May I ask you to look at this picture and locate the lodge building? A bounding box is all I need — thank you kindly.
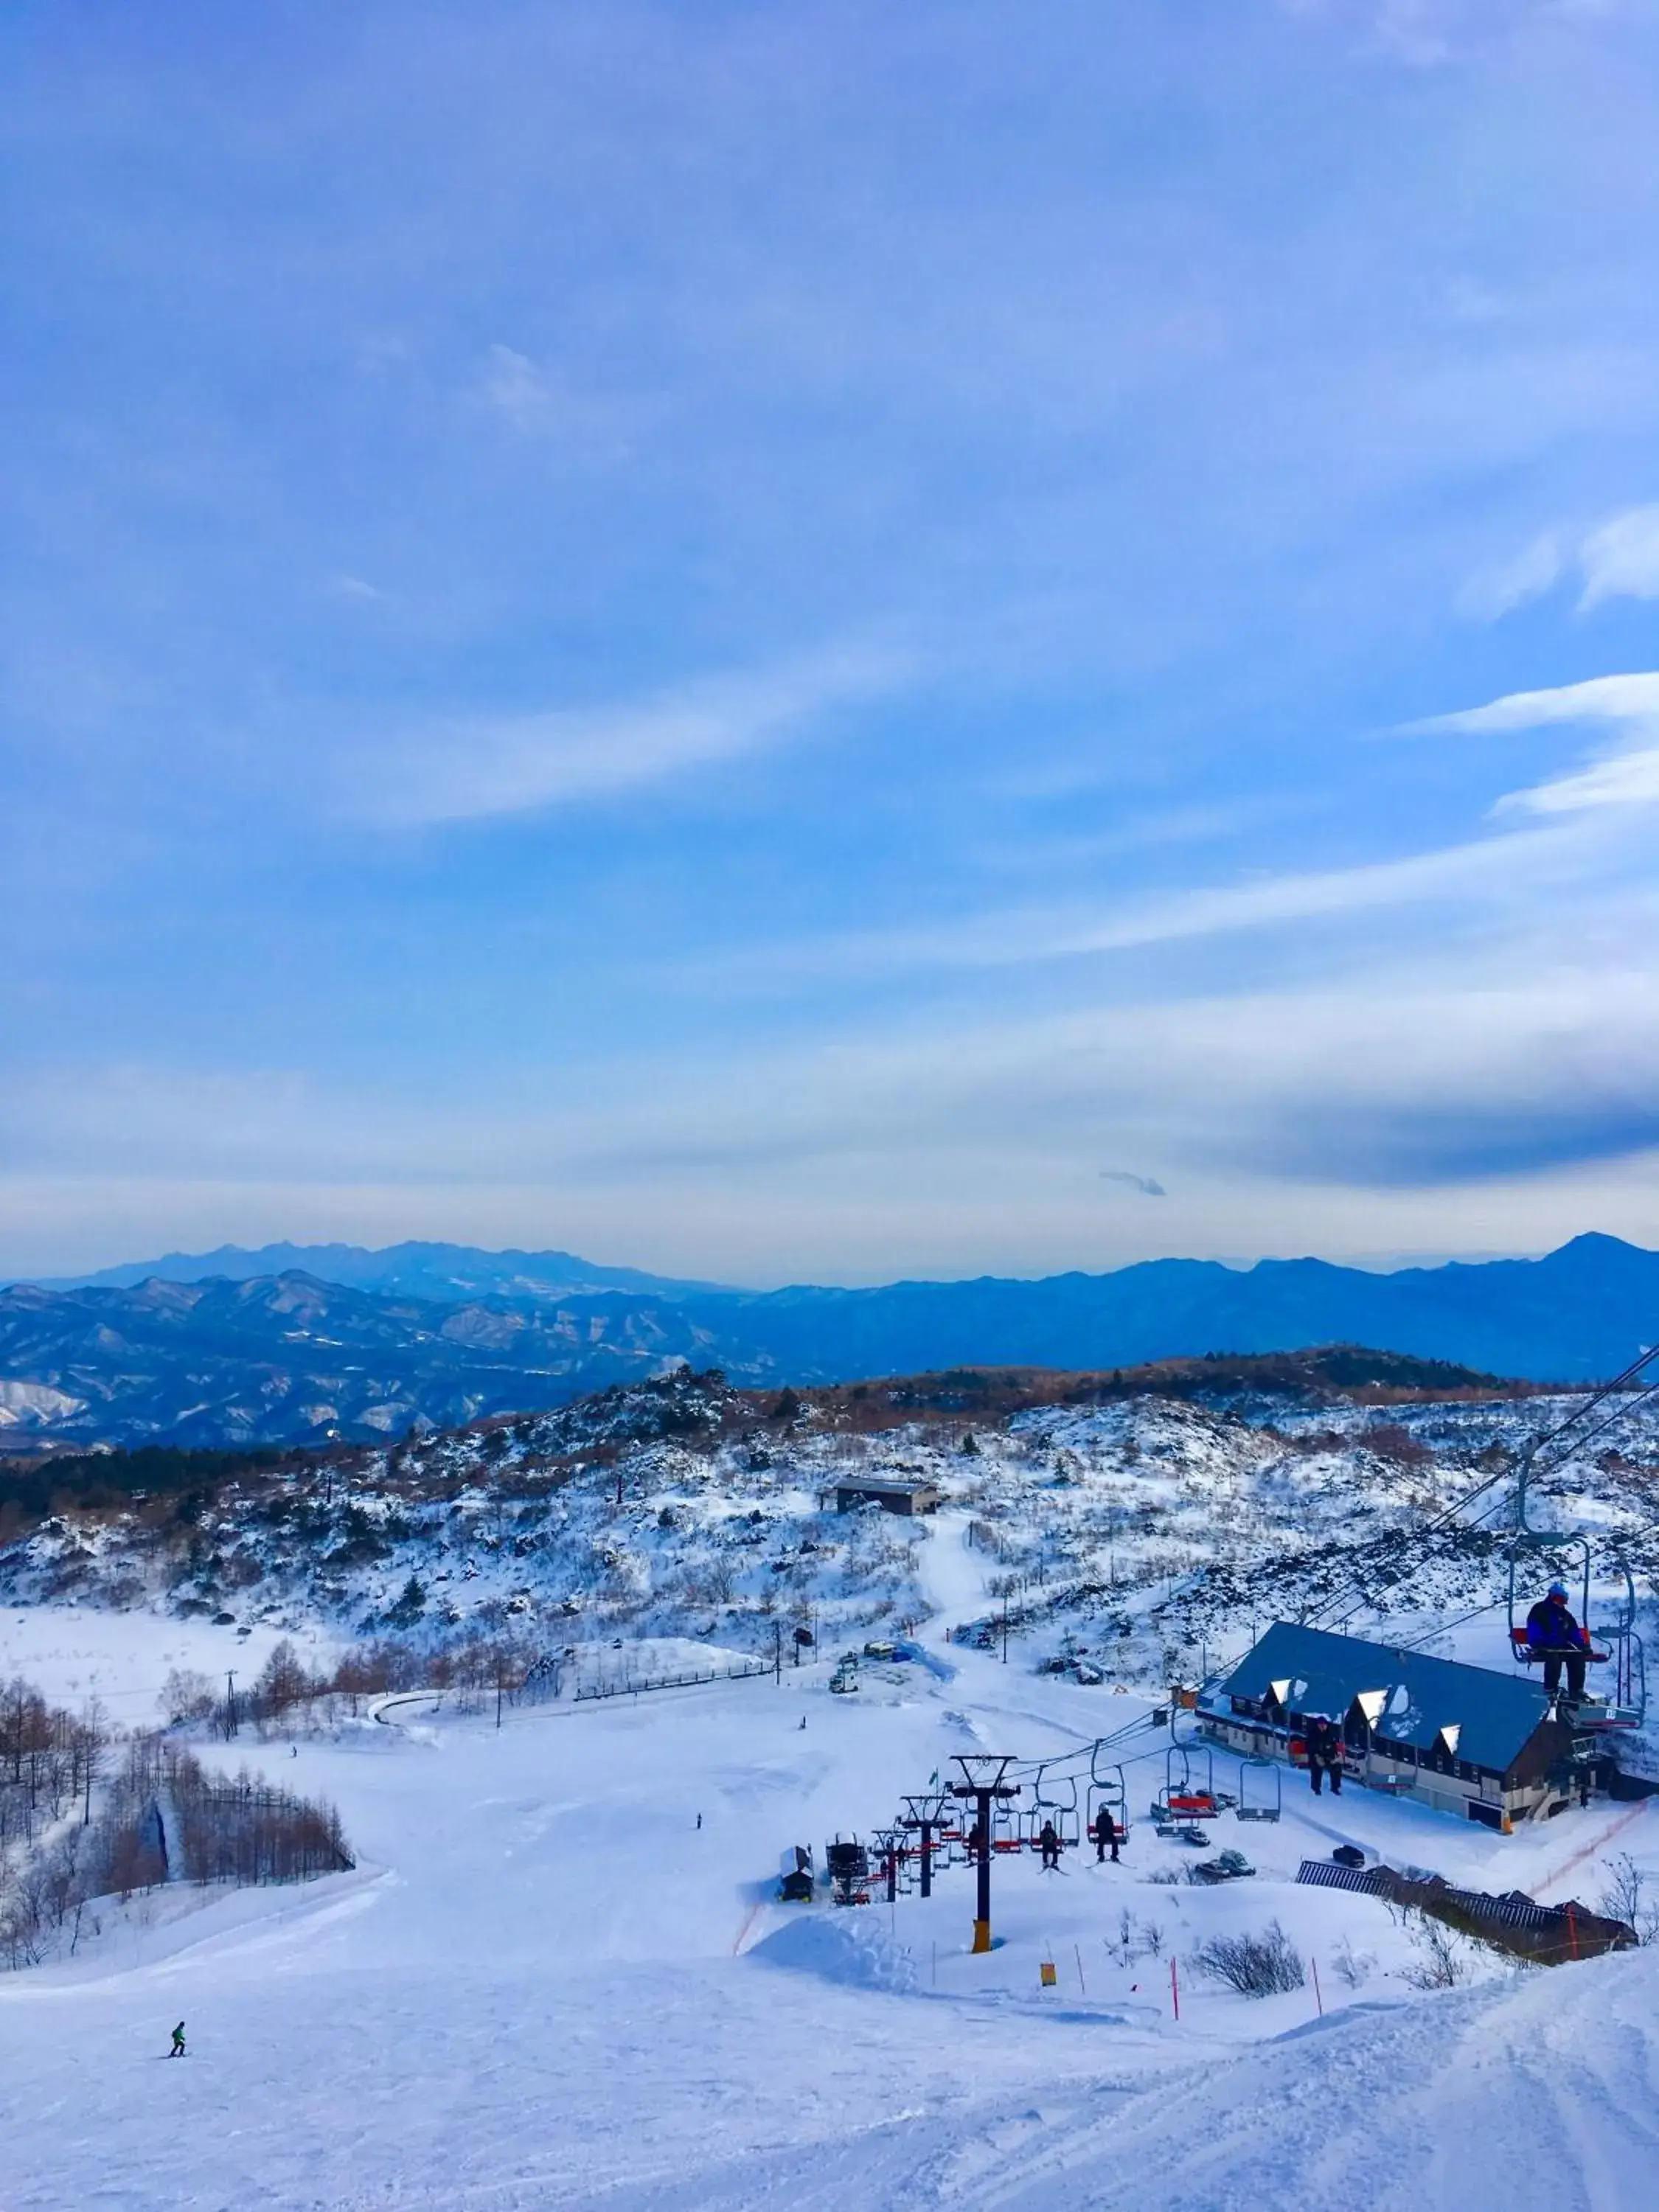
[1197,1620,1584,1830]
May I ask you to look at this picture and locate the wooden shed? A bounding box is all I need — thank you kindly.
[832,1477,942,1517]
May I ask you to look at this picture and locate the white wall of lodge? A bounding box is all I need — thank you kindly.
[1199,1709,1574,1831]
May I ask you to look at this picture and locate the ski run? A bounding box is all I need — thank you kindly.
[2,1482,1658,2211]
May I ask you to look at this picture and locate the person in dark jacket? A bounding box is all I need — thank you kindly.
[1527,1582,1592,1701]
[1094,1809,1121,1863]
[1039,1819,1060,1869]
[1304,1714,1343,1796]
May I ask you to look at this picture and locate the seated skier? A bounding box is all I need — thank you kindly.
[1304,1713,1343,1796]
[1526,1582,1593,1703]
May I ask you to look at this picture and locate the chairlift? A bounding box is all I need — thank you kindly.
[825,1834,871,1907]
[1503,1447,1644,1730]
[1158,1743,1218,1824]
[1234,1757,1281,1823]
[1032,1764,1082,1849]
[936,1810,968,1867]
[1088,1742,1130,1846]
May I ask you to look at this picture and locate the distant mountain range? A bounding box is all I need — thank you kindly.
[22,1239,731,1303]
[1,1232,1655,1450]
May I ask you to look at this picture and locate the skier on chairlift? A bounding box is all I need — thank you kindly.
[1304,1713,1343,1796]
[1093,1808,1120,1863]
[1039,1819,1061,1870]
[1526,1581,1593,1703]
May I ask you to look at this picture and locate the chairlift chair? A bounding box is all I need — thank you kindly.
[1234,1757,1281,1823]
[1088,1745,1130,1847]
[1032,1764,1082,1849]
[936,1814,968,1868]
[1503,1448,1645,1729]
[825,1834,871,1907]
[1158,1743,1219,1824]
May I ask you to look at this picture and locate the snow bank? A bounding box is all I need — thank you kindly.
[961,1945,1659,2212]
[751,1910,920,1994]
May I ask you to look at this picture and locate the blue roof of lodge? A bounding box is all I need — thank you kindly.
[1211,1620,1556,1775]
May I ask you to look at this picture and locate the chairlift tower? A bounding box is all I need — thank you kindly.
[949,1753,1020,1954]
[901,1790,948,1899]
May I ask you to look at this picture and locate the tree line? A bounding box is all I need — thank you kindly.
[0,1672,352,1971]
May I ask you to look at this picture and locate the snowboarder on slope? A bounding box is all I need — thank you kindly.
[169,2022,187,2059]
[1526,1582,1593,1703]
[1304,1714,1343,1796]
[1039,1820,1060,1870]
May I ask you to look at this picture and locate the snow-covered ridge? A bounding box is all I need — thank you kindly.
[0,1380,84,1428]
[7,1368,1659,1735]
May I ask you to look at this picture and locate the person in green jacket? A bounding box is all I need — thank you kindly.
[169,2022,187,2058]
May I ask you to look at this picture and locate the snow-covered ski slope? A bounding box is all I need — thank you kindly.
[4,1518,1658,2211]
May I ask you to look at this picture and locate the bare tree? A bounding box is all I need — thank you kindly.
[1597,1853,1659,1944]
[1193,1921,1306,1997]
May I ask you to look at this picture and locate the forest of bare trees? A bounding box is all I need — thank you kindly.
[0,1673,352,1970]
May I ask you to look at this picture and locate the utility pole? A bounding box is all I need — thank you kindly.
[226,1672,238,1739]
[1001,1602,1009,1664]
[901,1790,947,1900]
[773,1620,782,1685]
[949,1753,1020,1955]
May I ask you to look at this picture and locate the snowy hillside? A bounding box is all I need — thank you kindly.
[3,1534,1658,2212]
[6,1364,1659,1764]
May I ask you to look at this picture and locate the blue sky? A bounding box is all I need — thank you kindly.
[4,0,1659,1285]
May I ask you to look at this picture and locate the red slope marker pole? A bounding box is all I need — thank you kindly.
[1170,1955,1180,2021]
[1076,1942,1087,1997]
[1312,1957,1324,2017]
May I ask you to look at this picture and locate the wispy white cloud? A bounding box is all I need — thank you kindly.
[1462,507,1659,620]
[1456,532,1562,620]
[1411,670,1659,736]
[1500,746,1659,816]
[480,344,567,436]
[346,647,904,827]
[1579,504,1659,608]
[1411,671,1659,818]
[709,813,1594,991]
[690,670,1659,995]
